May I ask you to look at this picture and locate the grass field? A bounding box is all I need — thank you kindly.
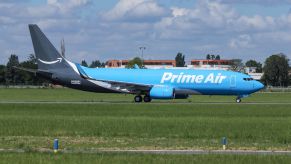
[0,88,291,103]
[1,153,291,164]
[0,88,291,163]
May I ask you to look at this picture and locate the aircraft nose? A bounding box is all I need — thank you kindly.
[254,81,264,91]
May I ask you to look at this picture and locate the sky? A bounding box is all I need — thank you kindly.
[1,0,291,64]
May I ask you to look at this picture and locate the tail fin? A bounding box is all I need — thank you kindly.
[29,24,65,70]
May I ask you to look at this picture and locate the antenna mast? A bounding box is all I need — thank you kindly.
[61,38,65,57]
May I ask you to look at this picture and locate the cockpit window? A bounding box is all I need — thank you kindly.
[243,78,254,81]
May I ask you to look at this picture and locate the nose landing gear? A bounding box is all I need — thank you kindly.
[235,95,249,103]
[236,98,242,103]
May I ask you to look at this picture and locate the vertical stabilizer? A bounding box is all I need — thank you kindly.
[29,24,65,70]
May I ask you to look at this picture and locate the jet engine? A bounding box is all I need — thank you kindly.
[174,94,189,99]
[149,85,174,99]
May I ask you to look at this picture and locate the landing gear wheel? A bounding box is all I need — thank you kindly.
[134,95,143,103]
[236,98,242,103]
[144,96,152,103]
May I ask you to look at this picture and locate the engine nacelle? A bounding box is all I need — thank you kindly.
[150,85,174,99]
[175,94,189,99]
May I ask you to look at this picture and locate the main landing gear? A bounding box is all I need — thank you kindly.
[143,95,152,103]
[134,95,143,103]
[134,95,152,103]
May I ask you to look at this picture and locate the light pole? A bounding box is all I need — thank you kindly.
[139,46,146,67]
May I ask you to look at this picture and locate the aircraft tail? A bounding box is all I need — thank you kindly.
[29,24,66,71]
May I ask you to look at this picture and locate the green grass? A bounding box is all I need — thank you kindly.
[0,88,290,103]
[0,88,291,162]
[1,153,291,164]
[0,103,290,150]
[0,88,134,102]
[0,89,290,150]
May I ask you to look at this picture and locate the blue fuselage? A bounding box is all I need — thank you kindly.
[80,66,264,96]
[28,24,264,102]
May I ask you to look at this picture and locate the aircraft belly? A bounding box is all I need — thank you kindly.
[174,89,202,95]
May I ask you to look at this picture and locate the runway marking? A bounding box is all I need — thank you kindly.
[95,149,291,155]
[1,148,291,155]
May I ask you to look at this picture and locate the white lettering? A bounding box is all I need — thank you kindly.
[161,72,173,83]
[181,75,195,83]
[214,73,221,83]
[195,75,204,83]
[71,80,81,85]
[177,72,184,83]
[204,73,214,83]
[160,72,227,84]
[171,75,179,83]
[219,76,227,83]
[190,75,197,83]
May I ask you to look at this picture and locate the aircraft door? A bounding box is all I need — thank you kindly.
[230,75,236,88]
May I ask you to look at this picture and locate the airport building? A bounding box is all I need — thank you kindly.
[244,67,263,80]
[187,59,232,70]
[106,59,233,70]
[106,60,176,69]
[106,59,264,80]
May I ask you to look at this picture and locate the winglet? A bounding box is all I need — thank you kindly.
[133,64,140,69]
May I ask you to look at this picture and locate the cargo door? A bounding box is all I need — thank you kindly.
[230,75,236,88]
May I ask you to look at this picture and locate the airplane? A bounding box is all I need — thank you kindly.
[27,24,264,103]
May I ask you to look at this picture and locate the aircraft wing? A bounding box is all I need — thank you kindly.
[75,64,152,93]
[87,78,153,94]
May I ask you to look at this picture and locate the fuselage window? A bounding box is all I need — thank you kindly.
[243,78,254,81]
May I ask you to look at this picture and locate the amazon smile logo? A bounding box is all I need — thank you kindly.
[38,58,62,64]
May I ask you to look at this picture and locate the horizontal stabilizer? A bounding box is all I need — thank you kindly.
[13,66,37,74]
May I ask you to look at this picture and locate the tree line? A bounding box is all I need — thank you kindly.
[128,52,290,87]
[0,54,105,86]
[0,53,290,87]
[0,54,45,85]
[80,60,106,68]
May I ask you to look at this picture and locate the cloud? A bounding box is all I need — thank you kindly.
[0,0,30,3]
[155,0,239,39]
[1,0,291,64]
[0,16,15,24]
[229,34,254,49]
[220,0,291,5]
[155,0,291,37]
[151,0,291,61]
[103,0,170,22]
[47,0,91,11]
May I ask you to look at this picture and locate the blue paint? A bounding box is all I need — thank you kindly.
[78,65,264,99]
[28,24,266,103]
[53,139,59,151]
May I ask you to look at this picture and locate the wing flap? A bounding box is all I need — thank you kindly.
[87,78,151,94]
